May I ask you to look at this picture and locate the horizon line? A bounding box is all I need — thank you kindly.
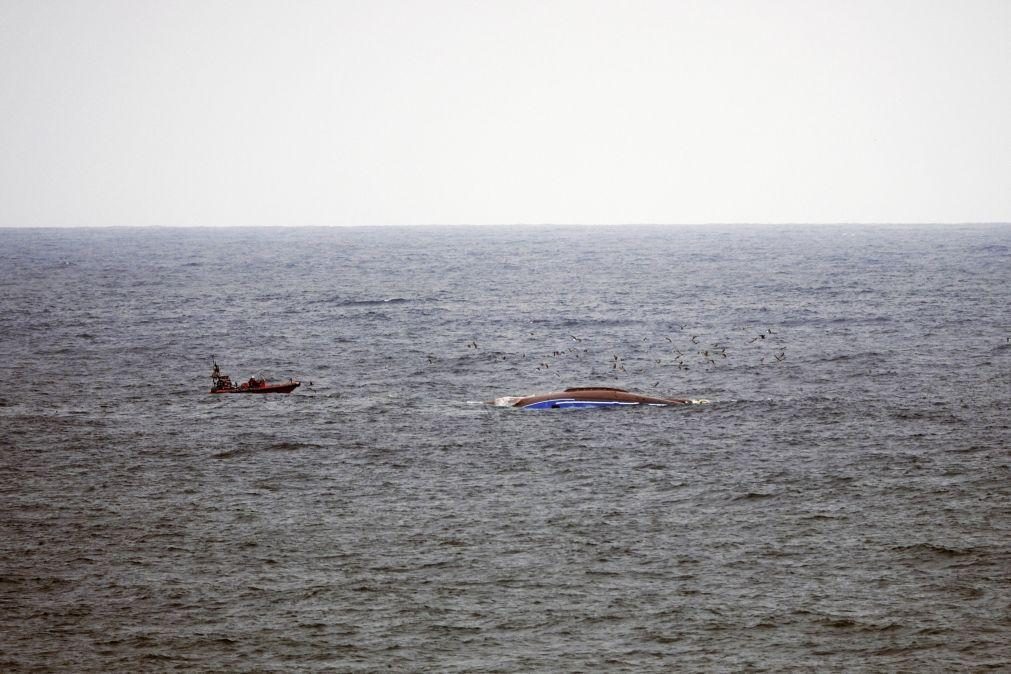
[1,221,1009,230]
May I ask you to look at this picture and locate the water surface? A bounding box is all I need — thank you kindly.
[1,225,1008,671]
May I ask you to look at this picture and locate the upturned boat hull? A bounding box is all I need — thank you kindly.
[495,387,695,409]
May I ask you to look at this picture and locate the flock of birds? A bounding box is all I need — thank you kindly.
[431,324,789,382]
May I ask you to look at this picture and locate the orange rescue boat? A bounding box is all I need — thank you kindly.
[209,361,300,394]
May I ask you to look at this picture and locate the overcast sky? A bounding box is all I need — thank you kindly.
[1,0,1008,227]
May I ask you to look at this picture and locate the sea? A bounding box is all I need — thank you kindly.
[1,224,1008,672]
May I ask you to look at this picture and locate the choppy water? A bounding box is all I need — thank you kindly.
[1,225,1009,671]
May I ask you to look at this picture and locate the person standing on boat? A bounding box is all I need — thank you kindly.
[211,361,233,391]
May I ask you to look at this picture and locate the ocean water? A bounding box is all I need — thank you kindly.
[0,224,1008,671]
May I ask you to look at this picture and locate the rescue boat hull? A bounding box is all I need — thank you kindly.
[210,381,300,394]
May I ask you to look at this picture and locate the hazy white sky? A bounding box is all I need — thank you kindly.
[1,0,1008,226]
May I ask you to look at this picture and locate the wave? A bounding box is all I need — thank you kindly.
[213,440,318,459]
[974,244,1009,254]
[310,296,414,306]
[731,491,777,501]
[527,317,641,328]
[893,543,975,557]
[816,616,903,632]
[342,297,411,306]
[822,352,884,362]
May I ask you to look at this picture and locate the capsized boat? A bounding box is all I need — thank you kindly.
[491,387,707,409]
[209,361,300,394]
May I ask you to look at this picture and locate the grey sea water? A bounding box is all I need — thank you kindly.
[1,224,1008,672]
